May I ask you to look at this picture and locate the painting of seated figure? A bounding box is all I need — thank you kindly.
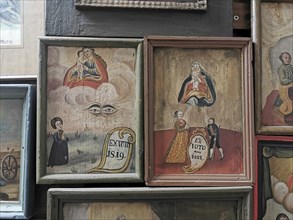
[254,1,293,134]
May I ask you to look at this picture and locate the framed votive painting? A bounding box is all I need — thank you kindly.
[253,0,293,134]
[258,139,293,220]
[47,187,252,220]
[37,37,143,184]
[0,84,35,219]
[144,36,254,186]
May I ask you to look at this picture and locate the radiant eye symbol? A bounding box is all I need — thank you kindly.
[85,102,117,116]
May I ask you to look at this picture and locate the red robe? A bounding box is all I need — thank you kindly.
[63,55,108,89]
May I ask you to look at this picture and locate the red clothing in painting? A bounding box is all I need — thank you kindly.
[180,74,211,103]
[63,53,108,89]
[178,71,216,107]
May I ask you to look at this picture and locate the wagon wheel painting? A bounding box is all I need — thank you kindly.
[1,153,18,181]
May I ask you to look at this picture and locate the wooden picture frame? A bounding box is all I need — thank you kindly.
[37,37,143,184]
[74,0,207,10]
[47,186,253,220]
[0,83,35,219]
[257,138,293,220]
[144,36,254,186]
[252,0,293,134]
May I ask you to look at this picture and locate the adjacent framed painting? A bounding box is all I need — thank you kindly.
[257,138,293,220]
[37,37,143,184]
[144,36,254,186]
[252,0,293,134]
[0,0,44,76]
[74,0,207,10]
[0,0,23,47]
[0,83,35,219]
[47,186,253,220]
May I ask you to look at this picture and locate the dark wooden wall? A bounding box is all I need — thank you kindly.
[45,0,233,37]
[31,0,250,219]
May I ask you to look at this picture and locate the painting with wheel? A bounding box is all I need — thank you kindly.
[0,98,22,201]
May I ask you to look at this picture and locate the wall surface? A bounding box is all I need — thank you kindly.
[46,0,233,37]
[0,0,233,76]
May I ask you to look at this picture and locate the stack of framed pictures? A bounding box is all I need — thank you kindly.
[1,0,292,219]
[35,35,255,219]
[252,0,293,219]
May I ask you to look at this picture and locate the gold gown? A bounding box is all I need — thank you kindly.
[164,119,189,163]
